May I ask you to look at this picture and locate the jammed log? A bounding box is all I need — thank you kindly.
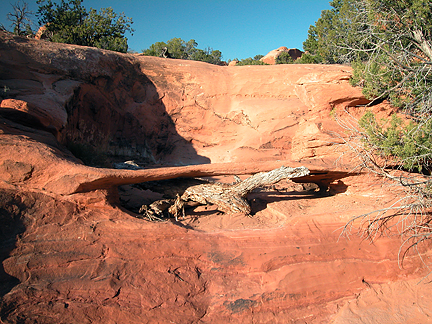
[44,159,351,195]
[141,166,310,220]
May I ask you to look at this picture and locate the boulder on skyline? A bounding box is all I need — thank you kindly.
[260,46,304,64]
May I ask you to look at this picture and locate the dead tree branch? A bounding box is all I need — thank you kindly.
[140,166,310,220]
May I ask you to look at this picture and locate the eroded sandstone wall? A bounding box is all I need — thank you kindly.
[1,32,431,324]
[0,31,369,167]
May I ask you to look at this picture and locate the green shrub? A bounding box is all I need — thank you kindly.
[36,0,133,53]
[295,53,321,64]
[359,111,432,172]
[142,38,223,65]
[275,52,294,64]
[235,56,268,66]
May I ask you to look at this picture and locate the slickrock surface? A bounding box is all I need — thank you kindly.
[1,31,431,323]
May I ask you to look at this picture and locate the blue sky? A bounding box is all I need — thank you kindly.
[0,0,331,60]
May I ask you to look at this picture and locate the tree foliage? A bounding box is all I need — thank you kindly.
[348,1,432,116]
[234,55,268,66]
[350,0,432,173]
[307,0,432,172]
[275,52,294,64]
[359,111,432,172]
[142,38,223,65]
[303,0,367,64]
[315,0,432,261]
[36,0,133,53]
[295,52,323,64]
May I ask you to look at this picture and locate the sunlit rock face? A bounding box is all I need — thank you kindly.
[1,31,430,324]
[260,46,304,64]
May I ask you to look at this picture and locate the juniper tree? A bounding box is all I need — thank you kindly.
[316,0,432,263]
[36,0,133,53]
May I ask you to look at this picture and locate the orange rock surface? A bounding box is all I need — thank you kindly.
[1,31,431,323]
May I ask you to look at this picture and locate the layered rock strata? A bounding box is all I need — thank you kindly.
[1,32,430,323]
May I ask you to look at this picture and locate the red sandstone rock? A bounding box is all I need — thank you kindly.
[0,31,431,323]
[260,46,304,64]
[34,24,49,40]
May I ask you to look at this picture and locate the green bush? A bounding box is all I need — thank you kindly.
[36,0,133,53]
[359,111,432,172]
[275,52,294,64]
[304,0,432,173]
[294,53,320,64]
[302,0,366,64]
[142,38,223,65]
[235,55,268,66]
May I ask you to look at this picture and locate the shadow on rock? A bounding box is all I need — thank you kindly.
[57,50,211,167]
[0,31,210,168]
[248,180,348,215]
[0,190,26,299]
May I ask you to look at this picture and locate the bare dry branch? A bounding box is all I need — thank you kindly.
[139,166,310,220]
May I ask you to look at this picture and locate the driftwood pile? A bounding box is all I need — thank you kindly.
[139,166,310,220]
